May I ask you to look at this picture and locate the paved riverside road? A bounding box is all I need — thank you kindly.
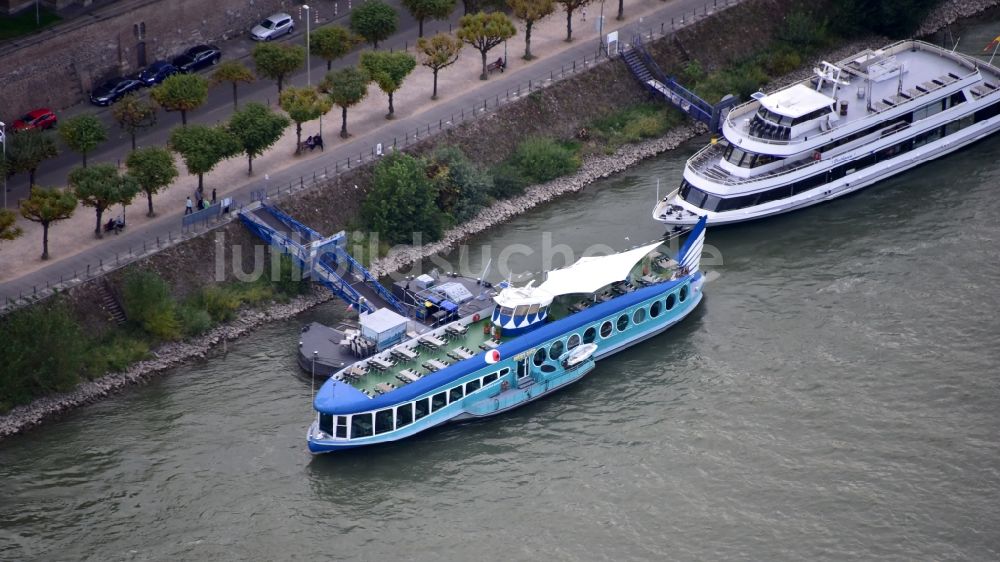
[0,0,728,305]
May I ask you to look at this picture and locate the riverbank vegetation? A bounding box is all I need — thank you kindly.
[0,257,308,413]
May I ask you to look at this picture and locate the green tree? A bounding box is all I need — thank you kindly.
[555,0,589,41]
[310,25,360,71]
[362,153,444,244]
[431,145,492,221]
[0,209,23,244]
[456,11,517,80]
[150,73,209,125]
[126,146,179,217]
[360,50,417,118]
[0,299,88,410]
[69,163,140,238]
[19,186,77,260]
[228,102,290,174]
[211,60,256,109]
[58,113,107,168]
[402,0,456,37]
[169,125,242,193]
[416,33,463,99]
[350,0,398,48]
[279,86,333,155]
[122,270,180,341]
[252,42,306,94]
[508,0,554,60]
[5,130,58,188]
[320,67,370,138]
[111,93,158,151]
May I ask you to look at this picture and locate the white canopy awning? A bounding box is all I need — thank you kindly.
[760,83,834,118]
[537,241,662,296]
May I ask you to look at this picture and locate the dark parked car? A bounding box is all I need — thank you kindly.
[138,60,178,86]
[12,108,58,131]
[90,77,144,106]
[171,45,222,73]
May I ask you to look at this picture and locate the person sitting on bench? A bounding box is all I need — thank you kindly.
[313,134,323,151]
[495,57,505,70]
[304,135,315,150]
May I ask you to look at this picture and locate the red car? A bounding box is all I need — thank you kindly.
[13,108,58,131]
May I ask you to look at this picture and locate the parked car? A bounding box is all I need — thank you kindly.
[250,12,294,41]
[138,60,178,86]
[171,45,222,73]
[12,108,58,131]
[90,77,144,106]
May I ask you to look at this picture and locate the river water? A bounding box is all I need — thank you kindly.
[4,41,1000,562]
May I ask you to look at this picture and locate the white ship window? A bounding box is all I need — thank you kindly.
[680,285,689,302]
[396,403,413,428]
[666,294,676,311]
[351,413,373,438]
[567,333,581,350]
[616,314,629,332]
[466,379,481,394]
[513,304,528,317]
[633,308,646,324]
[320,413,334,435]
[483,372,499,385]
[600,321,613,338]
[500,306,514,316]
[449,385,464,402]
[650,300,662,318]
[549,340,565,360]
[527,303,540,315]
[374,409,394,434]
[533,348,547,366]
[584,327,597,343]
[431,392,447,411]
[336,416,348,438]
[415,398,430,420]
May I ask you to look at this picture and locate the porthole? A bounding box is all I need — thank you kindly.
[680,285,689,302]
[633,308,646,324]
[549,339,565,360]
[533,348,547,366]
[616,314,629,332]
[600,321,613,338]
[584,327,597,343]
[567,334,581,350]
[650,300,662,318]
[666,293,676,311]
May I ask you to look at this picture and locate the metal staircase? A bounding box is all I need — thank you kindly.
[239,203,405,315]
[621,34,739,133]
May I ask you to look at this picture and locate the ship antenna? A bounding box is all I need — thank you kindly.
[951,36,961,53]
[656,178,660,202]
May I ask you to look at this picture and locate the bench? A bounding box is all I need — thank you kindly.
[487,58,506,74]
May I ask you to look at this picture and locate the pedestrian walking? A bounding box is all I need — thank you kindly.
[185,197,193,215]
[211,188,217,203]
[582,7,586,21]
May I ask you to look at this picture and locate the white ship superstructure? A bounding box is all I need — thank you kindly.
[654,40,1000,225]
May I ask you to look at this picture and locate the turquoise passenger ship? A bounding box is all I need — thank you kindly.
[307,217,708,453]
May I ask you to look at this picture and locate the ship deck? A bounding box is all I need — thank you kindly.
[724,41,996,150]
[341,256,681,397]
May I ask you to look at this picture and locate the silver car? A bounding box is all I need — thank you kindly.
[250,13,294,41]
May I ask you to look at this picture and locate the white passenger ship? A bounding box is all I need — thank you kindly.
[653,40,1000,225]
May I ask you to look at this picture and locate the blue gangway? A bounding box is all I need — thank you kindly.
[621,34,739,132]
[238,203,404,314]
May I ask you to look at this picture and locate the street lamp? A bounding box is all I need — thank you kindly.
[303,4,312,86]
[0,121,6,210]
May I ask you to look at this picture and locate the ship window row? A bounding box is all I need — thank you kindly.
[723,145,784,168]
[756,105,832,128]
[818,91,967,153]
[319,367,512,439]
[500,304,549,317]
[570,286,689,347]
[683,101,999,213]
